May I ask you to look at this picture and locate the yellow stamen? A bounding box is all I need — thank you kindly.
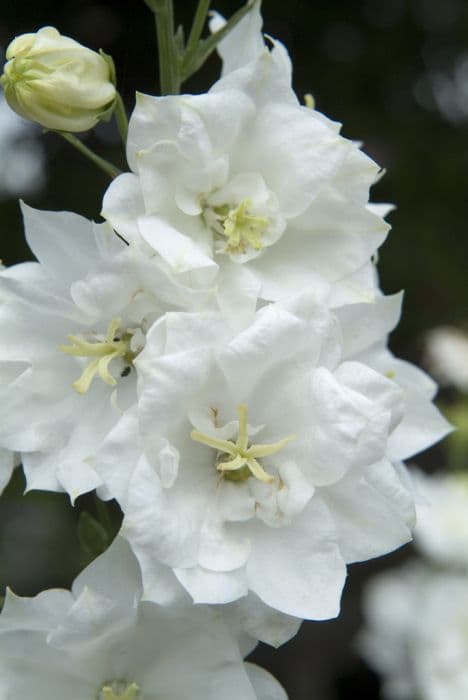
[100,682,140,700]
[304,93,315,109]
[59,318,135,395]
[214,198,268,254]
[191,404,295,484]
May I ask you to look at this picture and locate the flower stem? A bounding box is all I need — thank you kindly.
[54,132,122,179]
[145,0,181,95]
[181,0,256,82]
[184,0,211,68]
[114,92,129,145]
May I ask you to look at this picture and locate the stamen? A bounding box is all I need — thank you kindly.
[191,404,295,484]
[59,317,135,395]
[100,682,140,700]
[212,198,269,254]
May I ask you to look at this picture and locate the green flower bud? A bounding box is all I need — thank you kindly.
[0,26,116,132]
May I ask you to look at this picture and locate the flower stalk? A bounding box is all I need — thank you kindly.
[181,0,257,82]
[183,0,211,70]
[144,0,181,95]
[54,131,122,179]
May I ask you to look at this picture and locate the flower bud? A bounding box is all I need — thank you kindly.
[0,26,116,132]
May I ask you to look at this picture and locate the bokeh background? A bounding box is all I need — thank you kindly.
[0,0,467,698]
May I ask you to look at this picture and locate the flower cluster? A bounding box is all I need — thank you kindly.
[0,1,450,697]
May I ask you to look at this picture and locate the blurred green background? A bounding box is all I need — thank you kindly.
[0,0,467,698]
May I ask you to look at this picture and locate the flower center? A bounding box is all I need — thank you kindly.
[191,404,295,484]
[59,317,136,395]
[208,198,269,254]
[99,681,140,700]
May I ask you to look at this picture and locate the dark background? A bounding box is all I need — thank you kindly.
[0,1,467,698]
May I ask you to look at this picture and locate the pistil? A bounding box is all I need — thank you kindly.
[191,404,295,484]
[211,198,268,254]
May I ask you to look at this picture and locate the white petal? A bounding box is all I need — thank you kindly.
[88,407,141,504]
[246,497,346,619]
[72,535,143,605]
[101,172,146,243]
[198,510,251,572]
[244,663,289,700]
[336,293,403,359]
[20,203,98,285]
[226,593,302,648]
[209,3,265,76]
[303,367,391,486]
[0,448,14,493]
[174,564,248,604]
[0,587,71,632]
[324,459,415,562]
[138,214,218,281]
[388,385,452,461]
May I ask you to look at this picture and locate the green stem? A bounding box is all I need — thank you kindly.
[55,132,122,179]
[145,0,180,95]
[184,0,211,68]
[181,0,255,83]
[114,92,129,144]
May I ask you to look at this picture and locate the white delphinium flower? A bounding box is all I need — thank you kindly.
[413,470,468,569]
[425,325,468,392]
[0,92,45,199]
[93,292,448,625]
[0,203,213,500]
[0,536,287,700]
[360,562,468,700]
[102,2,389,311]
[0,27,116,132]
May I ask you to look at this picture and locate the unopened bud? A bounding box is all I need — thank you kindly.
[0,27,116,132]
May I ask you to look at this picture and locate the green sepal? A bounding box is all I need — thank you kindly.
[99,49,117,86]
[97,50,118,123]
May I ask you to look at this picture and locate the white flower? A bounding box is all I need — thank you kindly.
[0,203,212,501]
[413,469,468,569]
[360,562,468,700]
[102,3,389,310]
[0,536,287,700]
[425,325,468,392]
[1,27,116,132]
[94,292,447,624]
